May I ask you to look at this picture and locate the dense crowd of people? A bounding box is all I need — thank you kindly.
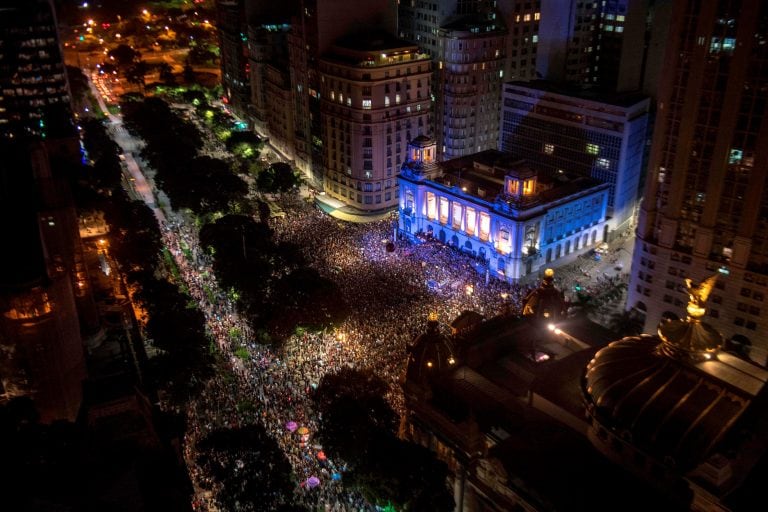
[154,198,544,510]
[147,168,629,511]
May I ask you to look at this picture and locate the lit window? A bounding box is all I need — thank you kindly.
[479,212,490,241]
[616,26,624,33]
[439,197,449,224]
[330,91,335,100]
[452,203,462,228]
[395,94,401,104]
[523,13,531,22]
[586,143,599,155]
[597,157,610,169]
[339,93,343,104]
[605,14,615,20]
[532,34,538,43]
[534,12,540,21]
[544,143,554,155]
[384,96,390,106]
[346,97,351,106]
[515,14,520,22]
[465,207,477,236]
[362,99,372,109]
[616,15,625,22]
[605,25,614,32]
[426,192,436,219]
[729,148,743,164]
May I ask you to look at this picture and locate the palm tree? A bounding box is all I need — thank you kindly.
[568,292,599,319]
[158,62,175,85]
[607,309,644,337]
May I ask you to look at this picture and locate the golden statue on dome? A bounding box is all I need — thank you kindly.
[658,274,723,359]
[684,274,718,319]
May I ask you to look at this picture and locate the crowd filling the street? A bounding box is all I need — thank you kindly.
[156,191,629,510]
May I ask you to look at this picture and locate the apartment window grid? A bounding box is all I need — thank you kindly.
[501,111,622,173]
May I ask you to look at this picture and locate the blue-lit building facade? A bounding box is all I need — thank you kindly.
[398,137,610,281]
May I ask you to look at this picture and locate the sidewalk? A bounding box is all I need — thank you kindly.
[314,194,395,223]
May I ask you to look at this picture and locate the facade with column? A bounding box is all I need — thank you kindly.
[398,137,609,281]
[320,34,432,211]
[628,0,768,365]
[500,81,649,234]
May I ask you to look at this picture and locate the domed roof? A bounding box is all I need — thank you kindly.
[410,135,435,147]
[582,275,767,470]
[407,313,458,382]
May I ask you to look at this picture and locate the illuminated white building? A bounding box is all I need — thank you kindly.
[398,137,610,281]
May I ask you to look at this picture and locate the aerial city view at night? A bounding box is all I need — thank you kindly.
[3,0,768,510]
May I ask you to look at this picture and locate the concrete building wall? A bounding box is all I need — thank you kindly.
[320,42,432,211]
[437,26,506,159]
[629,0,768,363]
[499,82,649,233]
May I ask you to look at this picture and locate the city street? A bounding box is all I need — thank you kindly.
[84,74,637,510]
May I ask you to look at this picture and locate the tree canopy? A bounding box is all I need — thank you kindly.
[195,424,301,511]
[314,368,454,511]
[107,43,139,70]
[160,155,247,216]
[257,162,301,194]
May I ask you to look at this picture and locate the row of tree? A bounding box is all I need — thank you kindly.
[120,97,249,218]
[76,117,214,402]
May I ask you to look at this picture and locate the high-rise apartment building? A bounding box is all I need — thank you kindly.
[500,81,649,233]
[629,0,768,364]
[399,1,507,160]
[497,0,542,81]
[288,0,398,185]
[246,20,291,134]
[320,34,431,211]
[216,0,251,115]
[0,143,87,422]
[398,0,497,57]
[0,0,74,141]
[535,0,671,96]
[436,16,505,159]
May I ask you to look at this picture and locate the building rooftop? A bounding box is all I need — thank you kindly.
[505,79,649,109]
[406,149,606,211]
[440,13,506,34]
[325,31,429,67]
[405,301,684,510]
